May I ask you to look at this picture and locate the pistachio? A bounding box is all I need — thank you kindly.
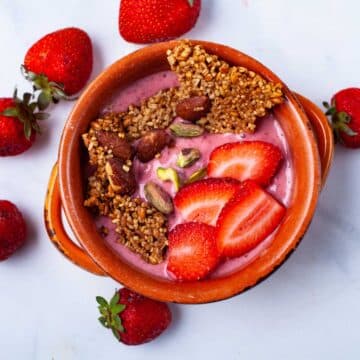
[144,182,174,215]
[169,123,204,138]
[176,148,201,168]
[156,167,181,191]
[105,158,137,195]
[176,96,211,122]
[96,130,133,161]
[136,129,173,163]
[186,167,207,184]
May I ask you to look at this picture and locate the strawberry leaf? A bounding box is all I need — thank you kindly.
[2,107,18,117]
[112,328,120,341]
[96,296,108,307]
[98,316,108,328]
[111,304,125,315]
[110,292,120,307]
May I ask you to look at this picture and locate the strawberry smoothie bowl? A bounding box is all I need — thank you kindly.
[44,40,333,303]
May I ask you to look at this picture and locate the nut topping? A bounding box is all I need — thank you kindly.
[105,158,137,195]
[176,96,211,122]
[176,148,201,168]
[136,129,173,163]
[96,130,133,161]
[144,182,174,215]
[169,122,204,138]
[156,167,181,191]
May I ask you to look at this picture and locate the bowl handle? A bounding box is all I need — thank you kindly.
[44,163,106,276]
[294,92,334,187]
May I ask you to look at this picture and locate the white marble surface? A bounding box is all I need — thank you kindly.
[1,0,360,358]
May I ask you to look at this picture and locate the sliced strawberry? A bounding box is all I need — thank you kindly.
[216,180,286,258]
[167,222,220,281]
[174,178,241,226]
[207,141,283,186]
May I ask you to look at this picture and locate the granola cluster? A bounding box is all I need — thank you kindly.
[167,41,284,133]
[82,115,168,265]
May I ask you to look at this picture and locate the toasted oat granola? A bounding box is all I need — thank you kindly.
[167,41,284,133]
[83,116,168,265]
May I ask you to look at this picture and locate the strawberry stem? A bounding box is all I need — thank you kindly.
[323,100,358,142]
[96,291,126,342]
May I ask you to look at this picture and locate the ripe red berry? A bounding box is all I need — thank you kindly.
[97,288,172,345]
[0,200,27,261]
[119,0,201,44]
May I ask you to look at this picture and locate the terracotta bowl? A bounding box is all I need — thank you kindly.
[44,40,333,304]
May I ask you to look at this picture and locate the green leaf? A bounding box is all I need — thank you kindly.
[112,328,120,341]
[2,107,18,117]
[98,316,108,328]
[110,292,120,307]
[31,122,42,134]
[96,296,108,307]
[338,123,358,136]
[322,101,330,108]
[35,112,50,120]
[111,304,125,315]
[38,91,51,110]
[24,120,32,140]
[113,314,124,332]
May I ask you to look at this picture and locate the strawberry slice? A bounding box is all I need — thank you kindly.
[174,178,241,226]
[207,141,283,186]
[167,222,220,281]
[216,180,286,258]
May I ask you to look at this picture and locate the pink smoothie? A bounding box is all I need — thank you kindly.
[97,71,293,280]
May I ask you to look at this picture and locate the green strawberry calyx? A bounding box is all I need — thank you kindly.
[323,101,358,142]
[187,0,195,6]
[21,65,75,109]
[97,291,126,341]
[1,89,49,140]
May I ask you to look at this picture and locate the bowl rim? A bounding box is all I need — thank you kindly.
[58,40,321,304]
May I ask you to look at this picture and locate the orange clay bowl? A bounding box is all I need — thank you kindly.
[44,40,334,304]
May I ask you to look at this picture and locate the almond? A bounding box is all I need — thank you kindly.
[136,130,173,163]
[176,96,211,122]
[96,130,133,161]
[105,158,137,195]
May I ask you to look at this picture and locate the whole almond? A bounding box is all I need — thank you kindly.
[176,96,211,122]
[105,158,137,195]
[136,130,173,163]
[96,130,133,161]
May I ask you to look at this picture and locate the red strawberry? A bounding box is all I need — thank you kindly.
[167,222,219,281]
[24,27,93,98]
[0,200,27,260]
[207,141,283,187]
[0,97,37,156]
[119,0,201,44]
[324,88,360,148]
[174,178,241,226]
[216,180,286,258]
[96,288,171,345]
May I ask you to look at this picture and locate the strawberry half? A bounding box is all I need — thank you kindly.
[207,141,283,187]
[216,180,286,258]
[167,222,220,281]
[174,178,241,226]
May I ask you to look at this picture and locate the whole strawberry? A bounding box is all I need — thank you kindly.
[0,200,27,261]
[0,97,37,156]
[97,288,172,345]
[23,27,93,99]
[119,0,201,44]
[324,88,360,148]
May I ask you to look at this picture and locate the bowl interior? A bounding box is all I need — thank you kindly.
[59,40,321,303]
